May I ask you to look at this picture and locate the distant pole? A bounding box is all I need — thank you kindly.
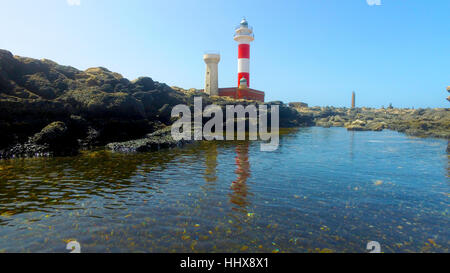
[351,91,356,109]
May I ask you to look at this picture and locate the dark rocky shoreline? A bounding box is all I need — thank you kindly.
[0,49,448,159]
[0,49,306,158]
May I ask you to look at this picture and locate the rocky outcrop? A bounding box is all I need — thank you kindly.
[289,102,308,108]
[0,50,315,158]
[345,119,369,131]
[0,49,191,158]
[31,121,68,144]
[293,106,450,139]
[0,121,79,158]
[106,127,192,153]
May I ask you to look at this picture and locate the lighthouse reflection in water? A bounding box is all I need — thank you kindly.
[230,143,251,210]
[204,141,251,212]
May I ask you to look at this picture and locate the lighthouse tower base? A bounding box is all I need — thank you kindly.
[218,87,265,102]
[200,87,265,102]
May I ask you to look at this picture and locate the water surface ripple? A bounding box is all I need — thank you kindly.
[0,127,448,253]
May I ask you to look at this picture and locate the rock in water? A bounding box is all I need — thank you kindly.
[31,121,68,144]
[106,127,191,153]
[346,119,369,131]
[27,121,79,156]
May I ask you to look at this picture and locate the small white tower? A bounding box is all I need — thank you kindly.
[203,53,220,96]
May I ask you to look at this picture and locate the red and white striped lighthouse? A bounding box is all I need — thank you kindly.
[234,18,254,88]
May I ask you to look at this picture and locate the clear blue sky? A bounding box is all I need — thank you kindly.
[1,0,449,108]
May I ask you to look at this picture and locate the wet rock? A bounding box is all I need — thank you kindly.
[346,119,369,131]
[106,127,192,153]
[31,121,68,144]
[366,121,386,131]
[29,121,79,156]
[0,142,50,159]
[0,121,78,158]
[79,127,101,147]
[315,117,332,128]
[279,104,314,127]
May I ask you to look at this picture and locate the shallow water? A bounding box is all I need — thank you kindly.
[0,127,448,253]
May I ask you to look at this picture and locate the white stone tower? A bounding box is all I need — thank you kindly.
[203,53,220,96]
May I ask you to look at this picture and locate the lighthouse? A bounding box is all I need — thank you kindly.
[234,18,254,88]
[201,18,264,102]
